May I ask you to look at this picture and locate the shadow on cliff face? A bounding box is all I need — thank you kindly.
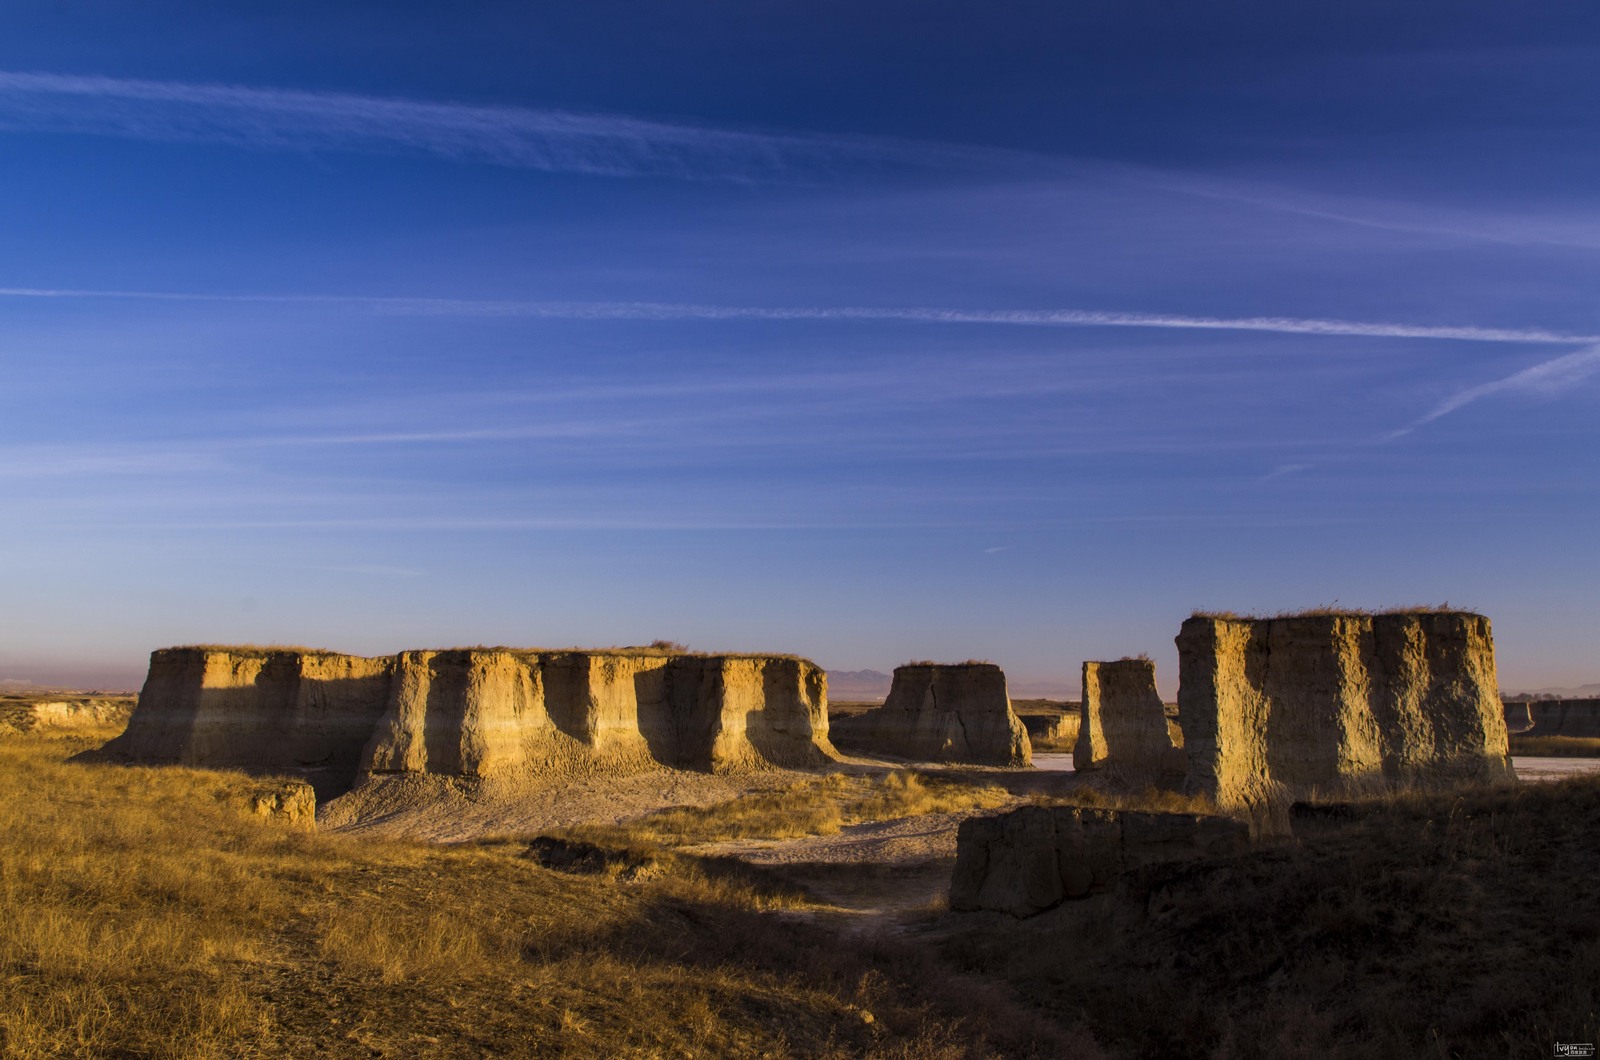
[77,666,391,802]
[635,662,716,770]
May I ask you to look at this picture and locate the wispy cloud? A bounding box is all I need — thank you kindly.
[1,285,1591,345]
[0,70,1025,181]
[1389,343,1600,437]
[1111,161,1600,252]
[314,564,425,578]
[0,446,222,479]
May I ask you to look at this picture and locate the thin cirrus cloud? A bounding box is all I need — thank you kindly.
[0,69,1034,181]
[0,285,1594,345]
[1388,343,1600,438]
[1143,169,1600,251]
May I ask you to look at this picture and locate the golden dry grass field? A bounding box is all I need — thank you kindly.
[1510,734,1600,757]
[6,718,1600,1058]
[0,725,1081,1058]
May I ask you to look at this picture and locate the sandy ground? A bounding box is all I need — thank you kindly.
[318,768,815,842]
[1511,756,1600,781]
[318,748,1074,842]
[687,809,992,928]
[318,751,1600,842]
[317,749,1600,926]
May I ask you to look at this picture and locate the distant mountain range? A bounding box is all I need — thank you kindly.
[826,669,893,699]
[1502,683,1600,700]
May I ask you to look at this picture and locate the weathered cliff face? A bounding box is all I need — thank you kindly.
[101,647,835,788]
[949,805,1249,918]
[1018,709,1080,748]
[1074,659,1175,774]
[101,649,391,785]
[1520,698,1600,738]
[829,663,1030,766]
[1177,612,1513,810]
[1502,701,1535,734]
[361,649,834,776]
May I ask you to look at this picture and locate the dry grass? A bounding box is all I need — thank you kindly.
[1031,784,1218,816]
[0,728,1074,1058]
[827,699,883,718]
[561,770,1013,850]
[165,643,341,654]
[166,644,809,662]
[1191,604,1472,621]
[1510,734,1600,757]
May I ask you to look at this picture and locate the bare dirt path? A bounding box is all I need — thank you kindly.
[689,809,988,932]
[685,759,1086,930]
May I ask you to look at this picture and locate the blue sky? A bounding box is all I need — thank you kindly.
[2,2,1597,693]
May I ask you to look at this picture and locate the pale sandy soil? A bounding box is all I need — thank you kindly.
[319,749,1069,842]
[1511,756,1600,781]
[318,751,1073,928]
[318,768,815,842]
[316,750,1600,927]
[688,808,999,928]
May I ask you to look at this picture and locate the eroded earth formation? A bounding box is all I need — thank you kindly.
[100,646,837,791]
[1073,658,1176,774]
[1519,698,1600,738]
[950,805,1249,917]
[829,663,1031,766]
[1176,611,1513,809]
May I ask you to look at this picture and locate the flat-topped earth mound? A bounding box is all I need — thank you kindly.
[831,662,1031,767]
[102,646,837,798]
[0,691,134,734]
[1177,609,1511,813]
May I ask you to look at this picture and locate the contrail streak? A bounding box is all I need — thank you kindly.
[1405,344,1600,431]
[0,69,1022,181]
[0,285,1591,345]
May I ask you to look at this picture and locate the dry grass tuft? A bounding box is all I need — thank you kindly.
[164,643,810,661]
[1191,603,1473,621]
[901,659,997,668]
